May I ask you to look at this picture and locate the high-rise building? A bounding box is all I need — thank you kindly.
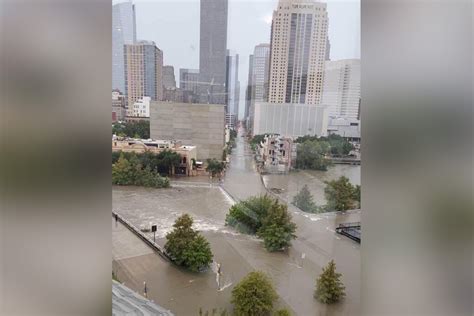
[247,44,271,133]
[112,89,127,122]
[325,37,331,61]
[268,0,329,105]
[225,50,240,126]
[112,1,136,92]
[179,68,200,93]
[244,54,254,124]
[163,65,176,89]
[198,0,228,104]
[322,59,360,120]
[124,41,163,115]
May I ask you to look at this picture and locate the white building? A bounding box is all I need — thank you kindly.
[322,59,361,120]
[253,102,328,138]
[327,117,361,141]
[248,44,271,133]
[130,97,151,117]
[268,0,329,105]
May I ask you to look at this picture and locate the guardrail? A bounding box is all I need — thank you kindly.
[113,211,171,261]
[335,222,361,243]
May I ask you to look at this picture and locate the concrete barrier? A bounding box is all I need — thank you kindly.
[113,211,171,261]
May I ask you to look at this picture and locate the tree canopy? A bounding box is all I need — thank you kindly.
[206,158,225,177]
[112,150,181,176]
[165,214,213,272]
[292,185,322,213]
[226,195,296,252]
[324,176,360,212]
[112,120,150,139]
[112,153,170,188]
[231,271,278,316]
[314,260,345,304]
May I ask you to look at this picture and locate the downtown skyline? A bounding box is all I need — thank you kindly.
[113,0,360,119]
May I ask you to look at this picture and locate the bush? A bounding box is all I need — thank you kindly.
[112,153,170,188]
[231,271,278,316]
[314,260,345,304]
[112,120,150,139]
[165,214,213,272]
[274,309,291,316]
[226,195,296,252]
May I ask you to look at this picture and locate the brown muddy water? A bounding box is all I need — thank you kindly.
[113,129,361,316]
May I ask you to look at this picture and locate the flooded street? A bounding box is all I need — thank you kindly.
[113,128,361,315]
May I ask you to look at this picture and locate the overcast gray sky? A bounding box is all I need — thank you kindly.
[115,0,360,118]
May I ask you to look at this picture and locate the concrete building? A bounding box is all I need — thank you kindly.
[322,59,360,120]
[179,68,200,93]
[256,134,296,173]
[198,0,228,105]
[131,97,151,118]
[225,113,237,130]
[112,90,127,122]
[112,136,197,176]
[124,41,163,112]
[150,102,225,160]
[163,65,176,89]
[112,1,136,93]
[268,0,329,105]
[327,116,361,142]
[244,54,254,126]
[252,102,328,138]
[248,44,271,133]
[225,51,240,124]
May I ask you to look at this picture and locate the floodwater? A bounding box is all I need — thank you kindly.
[113,128,361,315]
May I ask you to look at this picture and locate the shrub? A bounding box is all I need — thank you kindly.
[231,271,277,316]
[314,260,345,304]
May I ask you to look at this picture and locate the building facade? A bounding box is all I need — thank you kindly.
[112,136,197,176]
[225,51,240,124]
[163,65,176,89]
[112,1,136,93]
[256,134,296,173]
[268,0,328,105]
[124,41,163,113]
[248,44,271,133]
[244,54,254,126]
[198,0,228,105]
[130,97,151,118]
[322,59,360,120]
[150,102,225,160]
[327,116,360,142]
[179,68,200,93]
[252,102,328,138]
[112,90,127,122]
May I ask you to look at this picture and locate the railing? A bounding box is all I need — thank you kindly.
[113,211,171,261]
[335,222,361,243]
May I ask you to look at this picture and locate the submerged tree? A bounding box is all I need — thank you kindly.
[165,214,213,272]
[292,185,319,213]
[231,271,278,316]
[324,176,360,212]
[314,260,345,304]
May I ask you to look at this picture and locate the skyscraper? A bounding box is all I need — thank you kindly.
[248,44,270,133]
[112,1,136,93]
[244,54,254,124]
[199,0,228,104]
[322,59,360,120]
[268,0,329,105]
[179,68,200,93]
[163,65,176,89]
[225,51,240,122]
[124,41,163,115]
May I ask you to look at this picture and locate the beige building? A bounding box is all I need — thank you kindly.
[112,136,197,176]
[268,0,328,105]
[124,41,163,115]
[256,134,296,173]
[150,102,225,161]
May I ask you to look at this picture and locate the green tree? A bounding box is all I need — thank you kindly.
[157,150,181,175]
[324,176,359,211]
[226,195,297,252]
[258,202,297,252]
[274,309,291,316]
[206,158,225,177]
[314,260,345,304]
[112,120,150,139]
[112,153,134,185]
[292,185,319,213]
[231,271,278,316]
[165,214,213,272]
[295,140,331,171]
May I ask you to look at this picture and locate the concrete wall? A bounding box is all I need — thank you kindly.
[150,102,225,160]
[253,102,328,138]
